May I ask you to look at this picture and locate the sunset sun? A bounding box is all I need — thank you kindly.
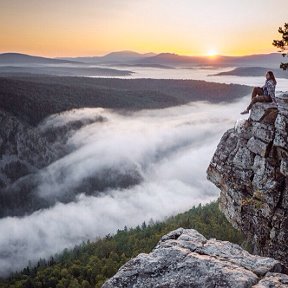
[207,49,218,57]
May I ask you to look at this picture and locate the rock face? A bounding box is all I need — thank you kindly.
[0,109,57,188]
[207,92,288,266]
[0,108,103,189]
[103,228,288,288]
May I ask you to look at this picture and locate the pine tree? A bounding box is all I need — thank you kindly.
[273,23,288,70]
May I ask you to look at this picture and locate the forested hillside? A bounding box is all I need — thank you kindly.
[0,75,251,125]
[0,202,245,288]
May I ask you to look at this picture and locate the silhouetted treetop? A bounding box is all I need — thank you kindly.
[273,22,288,70]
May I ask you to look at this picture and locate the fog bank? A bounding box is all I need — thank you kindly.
[0,96,248,276]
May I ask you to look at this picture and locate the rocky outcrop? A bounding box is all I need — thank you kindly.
[207,92,288,266]
[103,228,288,288]
[0,108,104,189]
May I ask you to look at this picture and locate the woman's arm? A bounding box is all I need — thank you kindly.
[266,80,276,102]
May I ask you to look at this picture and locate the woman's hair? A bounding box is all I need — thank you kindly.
[267,71,277,85]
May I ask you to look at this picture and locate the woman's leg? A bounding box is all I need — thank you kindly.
[251,87,263,100]
[246,95,272,111]
[241,87,265,114]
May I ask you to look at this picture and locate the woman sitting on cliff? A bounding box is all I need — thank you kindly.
[240,71,277,114]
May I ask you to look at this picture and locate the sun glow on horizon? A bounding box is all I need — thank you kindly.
[207,49,218,57]
[0,0,287,57]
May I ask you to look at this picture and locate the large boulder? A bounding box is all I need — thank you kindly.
[207,92,288,266]
[103,228,288,288]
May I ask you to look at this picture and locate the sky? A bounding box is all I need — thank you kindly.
[0,0,287,57]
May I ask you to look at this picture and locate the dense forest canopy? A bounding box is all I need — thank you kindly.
[0,76,251,126]
[0,202,245,288]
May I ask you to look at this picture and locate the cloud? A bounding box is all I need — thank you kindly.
[0,96,248,276]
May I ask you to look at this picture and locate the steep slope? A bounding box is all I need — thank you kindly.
[0,109,57,188]
[0,109,142,217]
[207,92,288,266]
[103,228,288,288]
[0,202,245,286]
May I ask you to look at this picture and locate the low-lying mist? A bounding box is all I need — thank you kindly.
[0,96,248,276]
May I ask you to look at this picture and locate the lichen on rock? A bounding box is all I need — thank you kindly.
[207,92,288,266]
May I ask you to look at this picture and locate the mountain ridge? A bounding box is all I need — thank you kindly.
[56,50,156,64]
[2,51,283,67]
[0,50,282,65]
[60,51,284,67]
[0,52,80,65]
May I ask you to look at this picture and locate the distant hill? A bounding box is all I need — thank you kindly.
[0,53,79,65]
[222,53,286,68]
[1,51,285,70]
[0,53,135,76]
[59,51,156,64]
[0,65,133,77]
[99,51,156,62]
[63,52,215,66]
[65,51,283,68]
[211,67,288,78]
[116,63,174,69]
[140,53,285,68]
[139,53,210,66]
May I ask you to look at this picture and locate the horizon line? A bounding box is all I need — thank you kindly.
[0,50,280,59]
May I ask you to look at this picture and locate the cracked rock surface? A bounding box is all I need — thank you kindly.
[207,92,288,266]
[103,228,287,288]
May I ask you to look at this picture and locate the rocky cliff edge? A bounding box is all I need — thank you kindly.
[207,92,288,266]
[103,228,288,288]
